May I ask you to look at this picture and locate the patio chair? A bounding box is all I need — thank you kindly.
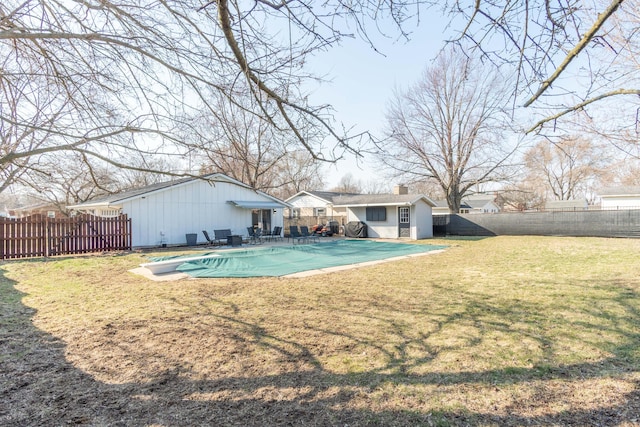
[270,226,283,242]
[263,226,282,242]
[246,227,263,245]
[202,230,217,246]
[300,225,320,242]
[214,229,232,245]
[288,226,308,244]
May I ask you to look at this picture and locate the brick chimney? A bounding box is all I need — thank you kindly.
[393,184,409,195]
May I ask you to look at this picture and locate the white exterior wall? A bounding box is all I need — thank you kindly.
[347,206,397,238]
[469,201,500,214]
[121,180,283,247]
[414,201,433,239]
[289,194,326,208]
[287,194,345,217]
[601,196,640,210]
[346,202,433,240]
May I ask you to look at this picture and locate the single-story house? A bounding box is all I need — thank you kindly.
[8,202,66,218]
[460,194,500,214]
[432,200,473,215]
[285,190,360,222]
[332,191,436,240]
[600,186,640,210]
[67,173,289,247]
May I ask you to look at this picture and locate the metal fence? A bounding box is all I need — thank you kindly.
[0,214,132,259]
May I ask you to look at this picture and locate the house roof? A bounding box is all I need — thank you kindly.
[461,196,496,209]
[600,186,640,197]
[333,194,436,207]
[285,190,362,204]
[67,173,288,209]
[433,200,472,210]
[433,199,450,208]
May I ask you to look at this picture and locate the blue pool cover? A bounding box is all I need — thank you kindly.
[172,239,446,278]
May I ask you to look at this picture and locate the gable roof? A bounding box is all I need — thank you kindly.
[68,173,287,209]
[461,196,497,209]
[433,200,472,210]
[285,190,362,204]
[600,186,640,197]
[333,194,436,207]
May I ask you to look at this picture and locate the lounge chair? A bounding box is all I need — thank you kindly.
[288,226,307,244]
[300,225,319,242]
[202,230,217,246]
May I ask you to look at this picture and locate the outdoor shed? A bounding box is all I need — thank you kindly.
[333,194,436,240]
[68,173,288,247]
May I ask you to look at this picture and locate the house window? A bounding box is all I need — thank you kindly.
[313,207,326,216]
[291,208,301,218]
[399,207,410,223]
[460,208,470,214]
[47,211,56,218]
[366,206,386,221]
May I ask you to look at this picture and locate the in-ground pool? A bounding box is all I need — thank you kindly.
[159,239,447,278]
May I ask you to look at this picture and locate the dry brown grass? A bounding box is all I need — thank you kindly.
[2,236,640,426]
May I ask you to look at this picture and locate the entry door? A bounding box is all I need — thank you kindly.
[398,207,410,237]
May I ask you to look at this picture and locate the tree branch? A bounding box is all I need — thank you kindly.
[523,0,625,107]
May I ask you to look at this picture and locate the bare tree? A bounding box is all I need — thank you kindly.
[380,50,519,213]
[193,91,324,197]
[447,0,639,129]
[270,150,325,200]
[3,0,637,196]
[523,136,608,201]
[330,173,363,193]
[1,0,428,193]
[15,154,119,216]
[499,184,547,212]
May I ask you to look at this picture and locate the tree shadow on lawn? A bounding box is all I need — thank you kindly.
[2,270,640,426]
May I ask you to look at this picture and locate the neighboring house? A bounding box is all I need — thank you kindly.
[285,190,360,222]
[544,199,589,211]
[460,195,500,214]
[432,199,451,216]
[600,187,640,210]
[67,173,289,247]
[8,202,66,218]
[432,200,473,215]
[333,186,436,240]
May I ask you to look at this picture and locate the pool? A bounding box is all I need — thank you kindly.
[170,239,447,278]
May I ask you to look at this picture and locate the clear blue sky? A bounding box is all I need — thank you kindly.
[306,16,452,190]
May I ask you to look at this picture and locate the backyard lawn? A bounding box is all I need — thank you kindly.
[2,236,640,426]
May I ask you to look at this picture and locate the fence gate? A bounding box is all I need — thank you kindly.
[0,214,132,260]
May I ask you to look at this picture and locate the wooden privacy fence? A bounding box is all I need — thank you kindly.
[0,214,132,260]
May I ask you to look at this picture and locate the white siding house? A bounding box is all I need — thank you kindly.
[600,187,640,210]
[333,194,436,239]
[285,190,359,220]
[68,173,288,247]
[461,195,500,214]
